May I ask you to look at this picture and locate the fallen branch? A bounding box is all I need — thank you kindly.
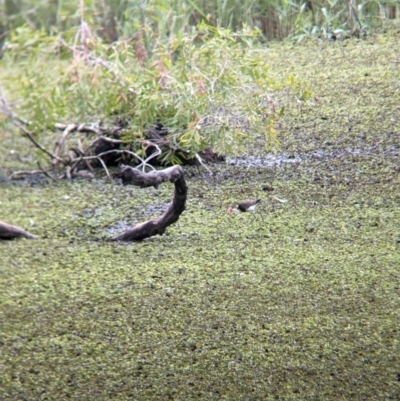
[0,222,38,240]
[111,165,187,241]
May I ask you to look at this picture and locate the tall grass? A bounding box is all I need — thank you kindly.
[1,0,399,41]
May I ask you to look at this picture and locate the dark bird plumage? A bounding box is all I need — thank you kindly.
[237,199,261,212]
[228,199,261,214]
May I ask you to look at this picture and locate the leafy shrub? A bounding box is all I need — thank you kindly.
[2,23,310,164]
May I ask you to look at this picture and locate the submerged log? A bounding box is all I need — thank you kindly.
[0,222,38,240]
[112,165,187,241]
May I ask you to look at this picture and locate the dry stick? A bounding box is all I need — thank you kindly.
[66,165,72,180]
[98,157,111,181]
[349,0,362,29]
[71,139,111,177]
[9,170,47,179]
[70,149,145,165]
[68,150,76,164]
[37,161,57,181]
[85,136,126,156]
[195,153,213,176]
[78,138,94,173]
[9,165,59,181]
[7,157,56,182]
[17,122,62,162]
[70,153,83,173]
[9,119,60,162]
[70,149,158,176]
[137,141,162,171]
[55,122,101,135]
[0,86,26,123]
[93,136,125,145]
[53,124,77,170]
[73,170,94,179]
[55,122,125,137]
[0,87,60,162]
[0,86,54,158]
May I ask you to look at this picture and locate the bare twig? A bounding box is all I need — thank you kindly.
[98,157,111,181]
[0,87,61,162]
[53,124,77,170]
[195,153,213,176]
[9,170,46,179]
[78,138,94,172]
[71,149,145,165]
[55,122,126,137]
[70,153,84,173]
[37,161,57,181]
[18,124,61,162]
[136,141,161,172]
[0,86,30,125]
[100,136,126,144]
[68,150,76,163]
[8,163,57,181]
[273,196,288,203]
[55,122,100,135]
[72,170,94,179]
[193,61,228,94]
[65,165,72,180]
[85,136,126,155]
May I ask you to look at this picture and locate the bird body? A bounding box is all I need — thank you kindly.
[228,199,261,214]
[238,199,261,212]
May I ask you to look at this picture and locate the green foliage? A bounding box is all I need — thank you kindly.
[1,0,397,42]
[2,23,307,163]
